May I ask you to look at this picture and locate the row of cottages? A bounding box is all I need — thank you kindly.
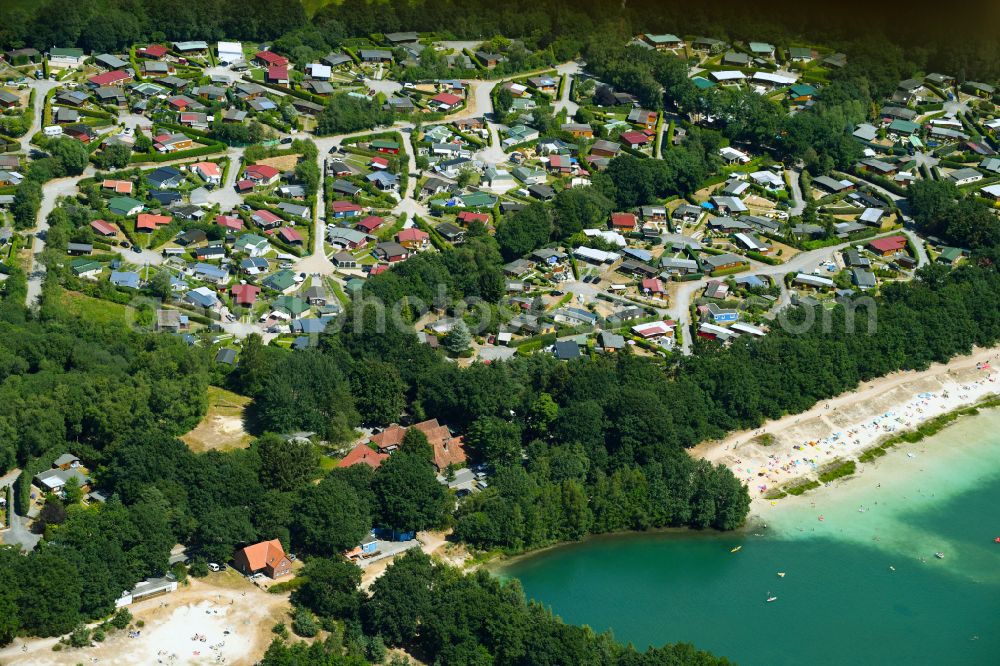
[338,419,469,473]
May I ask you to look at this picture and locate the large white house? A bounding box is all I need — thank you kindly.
[217,41,243,65]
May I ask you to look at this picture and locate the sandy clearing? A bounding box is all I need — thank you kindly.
[181,387,252,453]
[691,346,1000,500]
[0,575,290,666]
[253,154,301,173]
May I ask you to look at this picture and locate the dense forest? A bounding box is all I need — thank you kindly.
[3,0,1000,82]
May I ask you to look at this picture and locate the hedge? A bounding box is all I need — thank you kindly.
[413,215,449,250]
[130,142,227,164]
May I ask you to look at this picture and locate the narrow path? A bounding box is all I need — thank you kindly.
[787,168,805,216]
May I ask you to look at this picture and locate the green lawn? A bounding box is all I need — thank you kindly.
[59,291,133,328]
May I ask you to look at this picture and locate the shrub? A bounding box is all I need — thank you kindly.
[68,625,91,648]
[110,608,132,630]
[188,560,210,577]
[292,607,319,637]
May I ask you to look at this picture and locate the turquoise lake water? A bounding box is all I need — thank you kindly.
[502,409,1000,665]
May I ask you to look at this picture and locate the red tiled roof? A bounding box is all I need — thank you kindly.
[868,236,907,253]
[370,419,468,470]
[141,44,168,59]
[255,50,288,67]
[278,227,303,243]
[620,131,650,146]
[356,216,384,232]
[331,201,362,213]
[192,162,220,178]
[136,213,172,231]
[88,70,130,86]
[102,179,133,194]
[237,539,287,572]
[338,443,389,469]
[90,219,117,236]
[431,92,462,106]
[611,212,637,228]
[457,211,489,224]
[267,65,289,82]
[253,209,281,225]
[641,277,665,293]
[216,215,243,231]
[231,283,261,305]
[245,164,279,181]
[236,179,254,192]
[369,264,389,276]
[396,228,429,243]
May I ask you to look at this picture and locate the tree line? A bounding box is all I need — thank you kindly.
[4,0,1000,84]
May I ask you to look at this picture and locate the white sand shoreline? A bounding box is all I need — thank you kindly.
[692,347,1000,502]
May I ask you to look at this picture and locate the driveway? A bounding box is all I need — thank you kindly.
[27,173,87,305]
[787,168,806,216]
[553,61,582,117]
[0,470,40,552]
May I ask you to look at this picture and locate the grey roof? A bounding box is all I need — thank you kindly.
[599,331,626,349]
[332,179,361,196]
[277,201,310,218]
[95,53,128,69]
[54,453,80,466]
[553,340,581,360]
[702,253,747,269]
[215,348,237,364]
[323,53,352,67]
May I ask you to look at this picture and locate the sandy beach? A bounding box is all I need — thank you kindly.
[692,346,1000,501]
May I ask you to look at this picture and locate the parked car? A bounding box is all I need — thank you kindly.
[207,563,221,572]
[280,137,292,144]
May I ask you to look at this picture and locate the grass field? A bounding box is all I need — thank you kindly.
[181,386,254,453]
[59,291,133,327]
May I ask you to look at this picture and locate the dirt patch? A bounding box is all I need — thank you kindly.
[181,386,253,453]
[1,573,290,666]
[255,153,301,172]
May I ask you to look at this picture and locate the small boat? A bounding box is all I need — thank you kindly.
[889,566,895,571]
[994,537,1000,544]
[934,552,945,559]
[777,572,786,578]
[731,546,742,553]
[766,594,778,603]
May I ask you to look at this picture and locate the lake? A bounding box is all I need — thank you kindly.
[501,408,1000,665]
